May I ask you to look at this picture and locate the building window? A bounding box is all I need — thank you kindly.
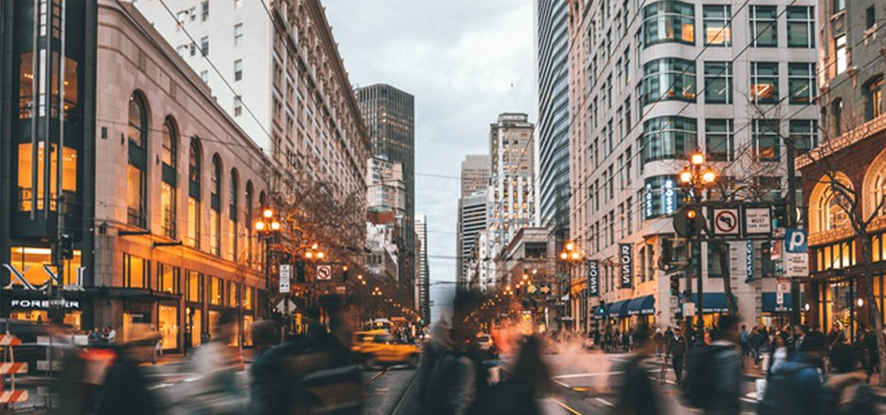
[832,98,843,136]
[123,254,149,289]
[209,277,223,306]
[234,23,243,46]
[640,58,696,107]
[704,61,732,104]
[703,5,731,46]
[210,156,222,257]
[835,35,848,75]
[705,119,733,161]
[246,181,254,265]
[750,62,779,104]
[161,118,178,239]
[127,93,148,228]
[750,5,778,47]
[186,271,203,302]
[176,45,188,57]
[642,1,694,47]
[867,6,876,29]
[789,63,816,105]
[865,76,885,121]
[16,143,77,212]
[187,139,202,248]
[201,1,209,21]
[641,116,697,164]
[234,96,243,117]
[789,120,818,154]
[229,170,239,261]
[228,282,239,308]
[200,36,209,56]
[753,119,780,162]
[787,6,814,48]
[9,247,82,288]
[644,175,681,219]
[158,264,181,294]
[834,0,845,13]
[234,60,243,81]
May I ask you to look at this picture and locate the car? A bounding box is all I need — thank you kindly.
[475,334,494,351]
[352,330,420,366]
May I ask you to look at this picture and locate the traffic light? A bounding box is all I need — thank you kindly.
[342,265,349,281]
[60,234,74,260]
[685,208,699,237]
[295,262,306,283]
[773,202,788,229]
[669,274,680,296]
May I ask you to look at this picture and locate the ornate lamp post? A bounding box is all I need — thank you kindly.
[255,208,280,319]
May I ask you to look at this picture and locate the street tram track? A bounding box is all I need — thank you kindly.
[388,368,418,415]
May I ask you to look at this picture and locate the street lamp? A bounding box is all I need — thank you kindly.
[255,207,281,319]
[678,151,718,341]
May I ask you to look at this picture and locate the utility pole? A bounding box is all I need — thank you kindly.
[786,138,801,327]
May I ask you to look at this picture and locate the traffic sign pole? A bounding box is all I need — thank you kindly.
[786,137,801,327]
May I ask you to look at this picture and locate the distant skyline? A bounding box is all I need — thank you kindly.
[324,0,536,282]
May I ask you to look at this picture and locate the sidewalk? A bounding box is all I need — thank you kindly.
[739,355,886,404]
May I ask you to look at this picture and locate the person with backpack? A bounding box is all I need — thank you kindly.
[612,328,663,415]
[682,314,742,415]
[668,326,688,384]
[424,326,479,415]
[759,330,827,415]
[824,344,877,415]
[468,336,548,415]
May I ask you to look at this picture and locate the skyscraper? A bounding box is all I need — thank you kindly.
[357,84,416,301]
[460,155,491,198]
[488,113,536,253]
[535,0,571,238]
[457,191,489,288]
[415,215,430,321]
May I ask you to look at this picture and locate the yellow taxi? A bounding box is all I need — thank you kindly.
[352,330,421,366]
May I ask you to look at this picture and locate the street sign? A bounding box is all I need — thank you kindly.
[335,285,347,294]
[683,302,696,317]
[316,265,332,281]
[527,285,537,294]
[619,244,633,288]
[712,208,740,236]
[275,299,297,314]
[539,285,551,294]
[279,265,291,293]
[777,278,790,306]
[744,207,772,235]
[588,260,599,297]
[783,229,809,277]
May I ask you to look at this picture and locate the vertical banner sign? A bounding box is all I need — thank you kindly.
[279,264,291,293]
[588,260,599,297]
[619,244,633,288]
[746,241,755,281]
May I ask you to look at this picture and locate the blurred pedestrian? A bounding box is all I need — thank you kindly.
[750,327,765,368]
[612,328,663,415]
[186,309,245,415]
[767,335,789,376]
[863,325,881,383]
[828,325,846,351]
[682,315,741,415]
[740,325,750,358]
[248,320,285,415]
[824,344,876,415]
[653,329,664,357]
[668,326,688,384]
[417,319,453,404]
[468,336,549,415]
[759,330,826,415]
[105,326,116,343]
[424,324,479,415]
[96,324,160,415]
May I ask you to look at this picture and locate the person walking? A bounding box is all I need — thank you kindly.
[468,336,549,415]
[740,325,750,358]
[750,327,765,368]
[186,309,245,415]
[863,325,881,383]
[612,329,663,415]
[824,344,877,415]
[683,315,741,415]
[96,324,161,415]
[668,326,688,384]
[248,321,285,415]
[759,331,827,415]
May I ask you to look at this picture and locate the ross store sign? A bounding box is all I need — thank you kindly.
[2,264,85,291]
[11,299,80,309]
[746,241,755,281]
[663,180,676,215]
[620,244,633,288]
[587,260,599,297]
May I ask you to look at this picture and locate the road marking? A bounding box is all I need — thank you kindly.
[551,397,584,415]
[554,371,623,379]
[553,379,571,388]
[595,397,614,407]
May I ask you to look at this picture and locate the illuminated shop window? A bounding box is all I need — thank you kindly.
[8,246,81,287]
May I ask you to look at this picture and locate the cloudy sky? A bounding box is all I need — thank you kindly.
[324,0,537,282]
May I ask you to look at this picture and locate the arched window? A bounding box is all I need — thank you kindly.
[210,155,222,256]
[161,117,178,238]
[229,169,239,261]
[127,92,148,228]
[245,181,254,265]
[187,138,202,248]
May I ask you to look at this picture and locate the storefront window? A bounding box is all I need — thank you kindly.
[243,287,253,310]
[210,277,223,306]
[814,240,856,271]
[642,1,695,47]
[158,264,180,294]
[208,310,220,338]
[123,254,148,289]
[243,315,254,346]
[228,282,239,308]
[17,143,77,211]
[641,58,696,107]
[158,305,179,350]
[8,246,81,287]
[189,308,202,348]
[186,271,203,303]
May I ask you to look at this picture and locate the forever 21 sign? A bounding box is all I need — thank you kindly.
[619,244,633,289]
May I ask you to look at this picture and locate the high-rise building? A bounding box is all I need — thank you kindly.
[366,156,406,216]
[461,155,491,198]
[415,215,430,321]
[356,84,416,303]
[567,0,817,331]
[535,0,571,238]
[134,0,369,201]
[488,113,537,254]
[457,191,489,288]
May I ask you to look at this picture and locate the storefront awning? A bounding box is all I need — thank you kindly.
[627,295,655,315]
[689,293,737,313]
[762,292,805,313]
[608,300,629,318]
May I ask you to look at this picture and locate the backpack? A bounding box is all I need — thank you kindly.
[757,362,811,415]
[424,350,463,415]
[681,344,727,408]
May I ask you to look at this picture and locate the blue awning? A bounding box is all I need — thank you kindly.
[762,292,806,313]
[608,300,629,318]
[627,295,655,315]
[689,293,737,313]
[593,305,607,319]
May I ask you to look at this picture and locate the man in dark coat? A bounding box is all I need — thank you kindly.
[97,324,161,415]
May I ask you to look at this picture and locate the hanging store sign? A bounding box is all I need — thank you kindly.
[619,244,633,288]
[588,260,599,297]
[746,241,755,281]
[2,264,85,291]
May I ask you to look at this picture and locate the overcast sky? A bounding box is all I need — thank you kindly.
[324,0,537,282]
